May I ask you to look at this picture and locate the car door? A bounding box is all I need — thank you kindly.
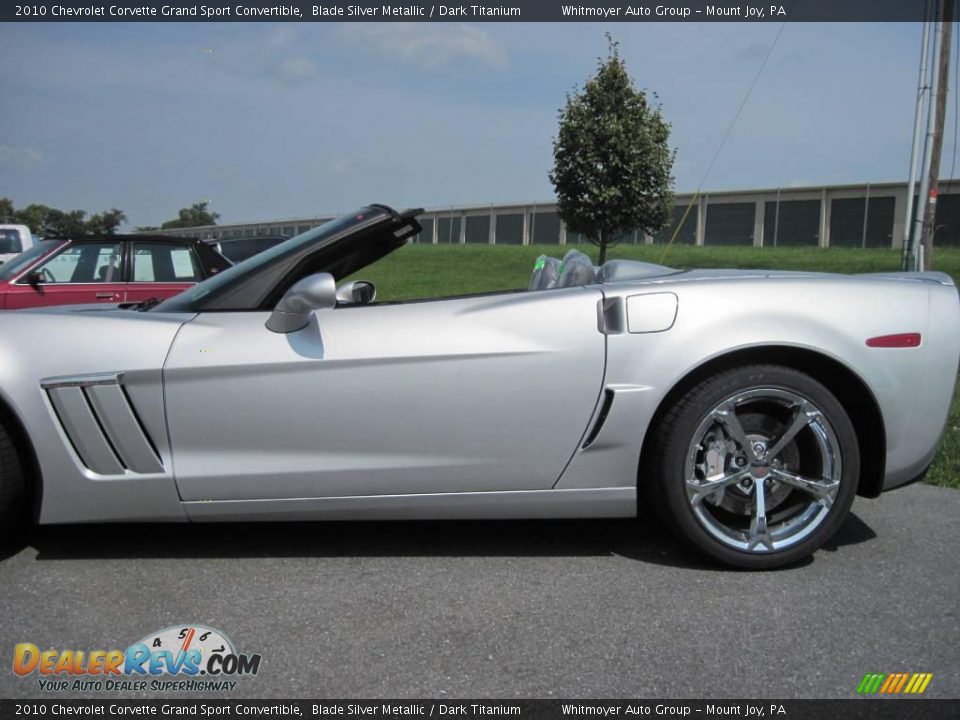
[4,240,126,309]
[163,286,606,502]
[123,241,203,303]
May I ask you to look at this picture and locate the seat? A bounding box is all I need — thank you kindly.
[528,255,562,290]
[556,249,596,287]
[97,262,118,283]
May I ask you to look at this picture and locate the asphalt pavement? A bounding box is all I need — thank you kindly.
[0,482,957,699]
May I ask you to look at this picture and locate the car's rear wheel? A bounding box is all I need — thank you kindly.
[647,365,859,569]
[0,422,26,539]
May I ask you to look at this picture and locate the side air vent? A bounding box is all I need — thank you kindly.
[42,374,164,476]
[582,389,615,450]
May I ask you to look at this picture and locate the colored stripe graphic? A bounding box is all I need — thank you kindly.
[893,673,909,693]
[856,673,885,694]
[857,672,932,694]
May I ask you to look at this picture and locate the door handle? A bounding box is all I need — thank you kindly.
[96,292,117,299]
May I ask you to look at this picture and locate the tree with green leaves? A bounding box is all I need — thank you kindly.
[0,197,14,224]
[550,36,675,265]
[13,203,51,235]
[43,209,88,237]
[161,201,220,229]
[1,200,128,236]
[86,208,127,235]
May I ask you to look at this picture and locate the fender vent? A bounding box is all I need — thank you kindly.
[582,389,615,449]
[42,374,164,476]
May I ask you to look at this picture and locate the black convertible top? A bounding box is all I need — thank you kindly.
[154,204,421,313]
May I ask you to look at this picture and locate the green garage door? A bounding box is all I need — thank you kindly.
[705,203,755,246]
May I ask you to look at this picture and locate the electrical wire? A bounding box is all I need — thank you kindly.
[659,20,789,264]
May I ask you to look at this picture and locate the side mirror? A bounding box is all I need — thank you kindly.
[25,271,42,288]
[335,280,376,305]
[266,272,336,334]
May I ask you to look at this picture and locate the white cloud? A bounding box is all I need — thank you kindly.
[337,24,507,71]
[277,57,318,81]
[202,26,319,86]
[0,145,42,171]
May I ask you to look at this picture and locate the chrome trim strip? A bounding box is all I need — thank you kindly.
[41,373,123,390]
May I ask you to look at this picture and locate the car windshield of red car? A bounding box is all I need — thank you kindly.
[0,240,61,281]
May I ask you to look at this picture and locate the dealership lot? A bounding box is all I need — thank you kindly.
[1,482,958,699]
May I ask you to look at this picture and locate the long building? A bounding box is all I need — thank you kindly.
[154,179,960,249]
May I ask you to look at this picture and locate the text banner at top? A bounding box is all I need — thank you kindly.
[1,0,931,23]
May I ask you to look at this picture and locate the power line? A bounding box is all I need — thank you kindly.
[660,20,789,263]
[696,22,789,197]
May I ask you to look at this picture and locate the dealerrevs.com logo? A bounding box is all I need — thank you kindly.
[13,625,261,692]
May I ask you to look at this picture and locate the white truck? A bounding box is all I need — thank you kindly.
[0,224,34,264]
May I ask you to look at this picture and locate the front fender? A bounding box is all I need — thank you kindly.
[0,309,195,523]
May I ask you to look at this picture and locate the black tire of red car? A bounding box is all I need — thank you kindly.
[0,422,26,539]
[646,365,860,570]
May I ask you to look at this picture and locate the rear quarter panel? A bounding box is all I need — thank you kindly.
[556,275,957,492]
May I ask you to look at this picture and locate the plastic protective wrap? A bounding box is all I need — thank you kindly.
[528,249,600,290]
[528,255,563,290]
[557,249,596,287]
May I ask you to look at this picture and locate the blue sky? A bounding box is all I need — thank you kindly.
[0,22,938,227]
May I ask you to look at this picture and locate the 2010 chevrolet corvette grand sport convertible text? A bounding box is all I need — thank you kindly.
[0,204,957,568]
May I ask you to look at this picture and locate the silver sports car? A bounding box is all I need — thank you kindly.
[0,204,957,568]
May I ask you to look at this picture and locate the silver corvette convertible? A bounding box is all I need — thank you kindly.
[0,204,957,568]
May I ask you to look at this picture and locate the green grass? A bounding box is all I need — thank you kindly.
[928,377,960,489]
[351,244,960,489]
[354,244,960,301]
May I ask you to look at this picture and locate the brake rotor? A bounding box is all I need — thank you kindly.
[695,412,800,516]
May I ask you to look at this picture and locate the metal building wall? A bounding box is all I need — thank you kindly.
[149,180,960,250]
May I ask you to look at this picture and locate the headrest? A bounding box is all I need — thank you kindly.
[529,255,562,290]
[557,249,596,287]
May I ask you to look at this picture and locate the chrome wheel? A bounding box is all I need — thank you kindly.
[683,387,842,553]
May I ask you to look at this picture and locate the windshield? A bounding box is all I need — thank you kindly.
[0,228,24,255]
[0,240,61,280]
[153,209,390,313]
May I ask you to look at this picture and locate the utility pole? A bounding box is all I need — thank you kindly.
[919,0,954,271]
[902,6,932,270]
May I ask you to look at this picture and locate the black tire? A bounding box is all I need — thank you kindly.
[646,365,859,569]
[0,422,27,539]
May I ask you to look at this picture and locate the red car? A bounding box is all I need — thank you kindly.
[0,235,230,309]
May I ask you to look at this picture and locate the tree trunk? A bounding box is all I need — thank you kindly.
[597,230,608,265]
